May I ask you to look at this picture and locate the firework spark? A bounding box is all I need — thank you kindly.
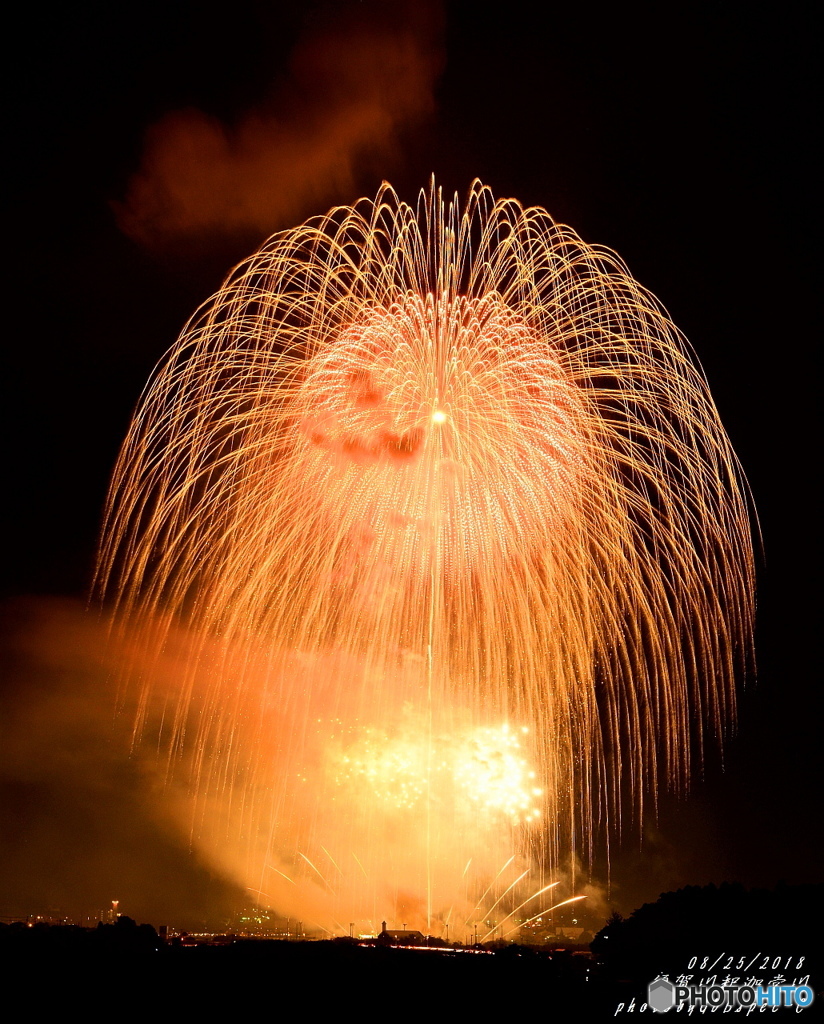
[97,180,754,932]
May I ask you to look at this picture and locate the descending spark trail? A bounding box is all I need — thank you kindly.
[97,180,754,934]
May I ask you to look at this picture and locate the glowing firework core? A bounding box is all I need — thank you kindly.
[333,721,541,824]
[98,181,754,932]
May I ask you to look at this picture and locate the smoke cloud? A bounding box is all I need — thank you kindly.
[0,598,244,928]
[114,2,443,252]
[0,598,610,936]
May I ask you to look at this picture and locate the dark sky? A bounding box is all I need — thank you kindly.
[2,0,819,928]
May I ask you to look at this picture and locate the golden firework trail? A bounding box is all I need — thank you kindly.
[96,180,754,932]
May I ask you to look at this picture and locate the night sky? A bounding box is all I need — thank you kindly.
[2,1,819,929]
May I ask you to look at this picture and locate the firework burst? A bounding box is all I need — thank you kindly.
[97,180,753,931]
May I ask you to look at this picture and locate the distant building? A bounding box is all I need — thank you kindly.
[378,920,426,945]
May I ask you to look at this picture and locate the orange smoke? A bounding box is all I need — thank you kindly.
[114,2,443,251]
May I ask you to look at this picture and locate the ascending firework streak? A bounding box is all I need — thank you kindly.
[97,180,754,932]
